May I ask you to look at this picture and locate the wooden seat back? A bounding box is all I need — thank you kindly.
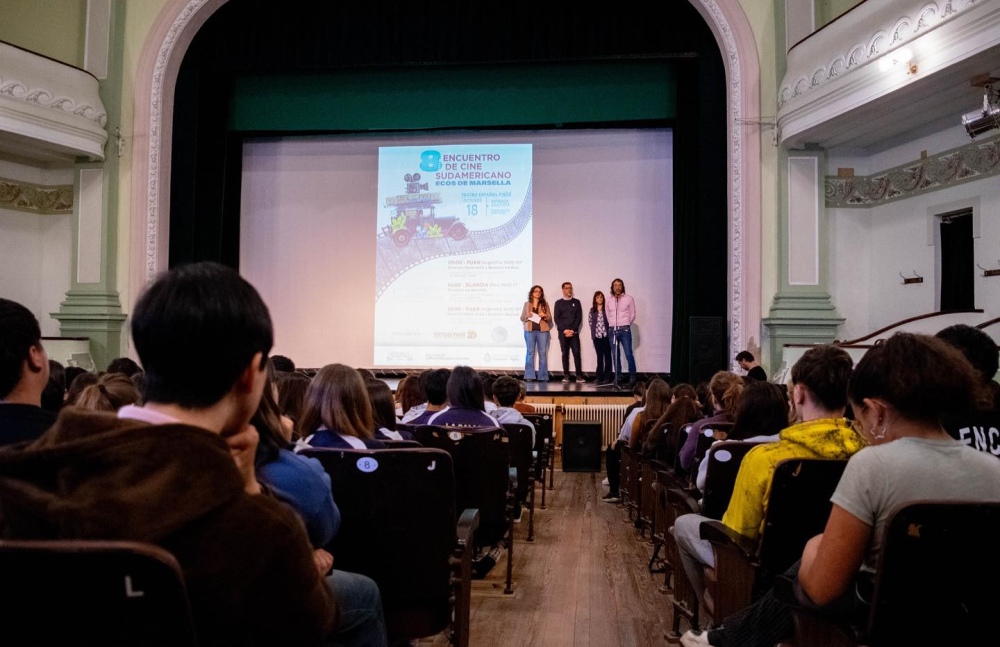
[0,539,197,646]
[298,447,478,645]
[699,440,761,520]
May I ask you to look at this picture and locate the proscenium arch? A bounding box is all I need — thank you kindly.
[129,0,762,362]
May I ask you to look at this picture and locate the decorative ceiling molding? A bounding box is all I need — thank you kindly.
[825,134,1000,207]
[0,176,73,214]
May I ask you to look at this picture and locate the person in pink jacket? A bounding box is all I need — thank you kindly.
[606,278,637,388]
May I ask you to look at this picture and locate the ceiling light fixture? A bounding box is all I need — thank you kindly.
[962,83,1000,139]
[878,46,916,75]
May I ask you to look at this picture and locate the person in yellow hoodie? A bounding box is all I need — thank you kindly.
[673,345,862,605]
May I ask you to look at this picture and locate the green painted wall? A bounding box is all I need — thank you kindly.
[0,0,87,67]
[232,62,676,132]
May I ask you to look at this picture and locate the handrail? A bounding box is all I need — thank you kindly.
[837,309,984,345]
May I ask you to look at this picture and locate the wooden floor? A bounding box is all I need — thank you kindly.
[424,457,673,647]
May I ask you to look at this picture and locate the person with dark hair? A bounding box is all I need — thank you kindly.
[554,281,585,383]
[0,262,381,646]
[628,378,672,451]
[513,380,536,413]
[130,371,146,406]
[588,291,613,385]
[0,298,56,444]
[399,369,432,423]
[607,278,637,388]
[695,380,788,492]
[300,364,385,450]
[682,334,1000,647]
[674,345,863,610]
[643,384,704,462]
[106,356,142,378]
[269,354,296,373]
[735,350,767,381]
[63,366,89,397]
[276,370,312,439]
[489,375,536,444]
[41,359,66,413]
[401,369,449,425]
[365,378,414,441]
[65,370,98,407]
[73,373,141,412]
[520,285,552,382]
[479,371,498,413]
[394,374,423,419]
[936,324,1000,456]
[427,366,499,428]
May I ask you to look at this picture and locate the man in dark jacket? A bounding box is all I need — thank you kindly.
[0,263,385,646]
[0,298,56,444]
[553,281,585,382]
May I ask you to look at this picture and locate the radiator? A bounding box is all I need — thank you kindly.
[564,404,629,446]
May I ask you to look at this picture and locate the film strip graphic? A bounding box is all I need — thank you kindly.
[375,179,533,299]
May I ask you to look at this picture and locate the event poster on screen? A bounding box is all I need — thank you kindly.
[374,144,533,367]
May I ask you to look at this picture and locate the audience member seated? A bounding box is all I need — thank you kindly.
[393,374,423,420]
[480,372,498,413]
[72,373,141,412]
[643,383,702,461]
[695,380,788,493]
[628,378,671,451]
[673,345,862,607]
[270,354,296,373]
[513,380,536,413]
[489,376,536,445]
[299,364,386,450]
[0,299,57,444]
[603,382,649,503]
[276,370,311,439]
[427,366,500,429]
[681,333,1000,647]
[65,370,98,407]
[251,364,389,645]
[936,324,1000,456]
[41,360,66,413]
[402,368,450,426]
[106,356,143,378]
[0,263,344,646]
[365,377,414,441]
[678,371,744,471]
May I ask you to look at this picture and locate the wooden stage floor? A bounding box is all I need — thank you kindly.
[421,455,674,647]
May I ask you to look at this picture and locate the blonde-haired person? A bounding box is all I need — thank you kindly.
[678,370,744,471]
[73,373,140,412]
[298,364,385,450]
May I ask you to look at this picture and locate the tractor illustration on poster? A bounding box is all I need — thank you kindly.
[382,173,468,246]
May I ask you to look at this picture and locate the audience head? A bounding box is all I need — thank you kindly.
[492,376,521,407]
[65,371,98,406]
[707,371,743,418]
[251,363,291,468]
[131,262,273,412]
[275,370,311,436]
[936,325,999,409]
[730,380,789,440]
[695,381,713,416]
[300,363,373,439]
[517,379,528,401]
[365,378,397,432]
[789,345,853,417]
[480,372,497,402]
[642,378,672,420]
[74,373,141,412]
[41,360,66,412]
[848,333,982,444]
[269,354,296,373]
[424,368,451,406]
[395,375,424,415]
[632,381,646,402]
[130,371,146,405]
[106,357,142,378]
[0,298,49,403]
[671,382,698,403]
[63,366,88,395]
[447,366,486,411]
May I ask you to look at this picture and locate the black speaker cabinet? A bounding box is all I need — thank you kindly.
[689,316,727,385]
[562,421,602,472]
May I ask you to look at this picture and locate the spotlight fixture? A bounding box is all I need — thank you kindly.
[963,83,1000,139]
[878,46,916,75]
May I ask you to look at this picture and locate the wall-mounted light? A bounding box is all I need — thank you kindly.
[963,84,1000,140]
[878,46,916,75]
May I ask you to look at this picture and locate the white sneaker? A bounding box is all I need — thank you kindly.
[602,477,610,486]
[679,630,715,647]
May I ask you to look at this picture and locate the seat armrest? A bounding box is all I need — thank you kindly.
[666,486,700,516]
[699,520,758,561]
[456,508,480,547]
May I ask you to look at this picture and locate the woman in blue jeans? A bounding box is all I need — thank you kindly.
[520,285,552,381]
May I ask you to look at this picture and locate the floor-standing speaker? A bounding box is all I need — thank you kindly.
[689,316,727,385]
[562,421,602,472]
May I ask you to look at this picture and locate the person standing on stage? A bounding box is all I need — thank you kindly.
[553,282,585,383]
[589,291,613,386]
[607,278,637,388]
[520,285,552,382]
